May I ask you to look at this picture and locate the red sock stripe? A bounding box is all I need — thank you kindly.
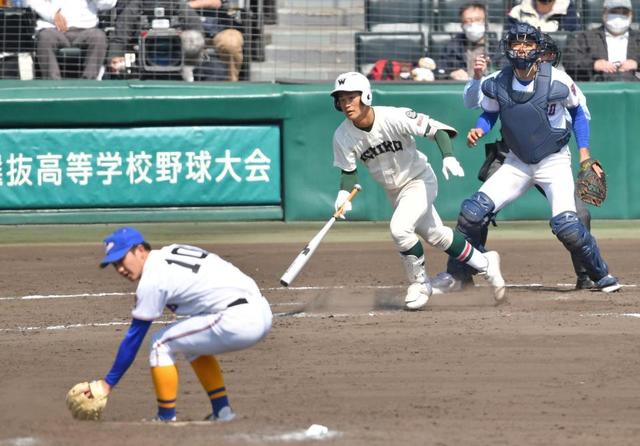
[456,241,473,262]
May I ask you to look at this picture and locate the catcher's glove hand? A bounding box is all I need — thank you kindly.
[66,380,109,421]
[577,158,607,207]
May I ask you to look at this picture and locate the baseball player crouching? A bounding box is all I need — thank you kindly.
[432,34,599,294]
[330,72,506,310]
[448,23,621,293]
[85,227,272,422]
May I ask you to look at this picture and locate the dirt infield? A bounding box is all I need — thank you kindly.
[1,231,640,446]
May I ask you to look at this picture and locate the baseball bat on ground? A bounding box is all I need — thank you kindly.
[279,184,362,287]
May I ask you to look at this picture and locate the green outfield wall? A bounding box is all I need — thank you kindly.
[0,80,638,224]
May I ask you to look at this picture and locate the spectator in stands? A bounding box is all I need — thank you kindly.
[190,0,244,82]
[437,2,501,81]
[108,0,205,81]
[564,0,639,81]
[28,0,116,79]
[508,0,580,32]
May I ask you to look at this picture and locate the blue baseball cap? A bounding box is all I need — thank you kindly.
[100,227,145,268]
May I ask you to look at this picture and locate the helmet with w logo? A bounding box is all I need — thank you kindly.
[330,72,373,111]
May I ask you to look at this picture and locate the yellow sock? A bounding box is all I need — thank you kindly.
[150,365,179,415]
[191,355,230,416]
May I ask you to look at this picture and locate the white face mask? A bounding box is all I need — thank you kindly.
[463,22,485,43]
[605,14,631,35]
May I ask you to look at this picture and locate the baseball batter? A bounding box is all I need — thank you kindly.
[433,34,599,293]
[87,227,272,422]
[450,23,621,293]
[330,71,506,311]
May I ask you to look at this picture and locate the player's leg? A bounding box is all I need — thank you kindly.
[388,175,434,310]
[573,192,596,289]
[445,157,532,285]
[534,183,595,290]
[191,355,235,422]
[149,298,272,420]
[537,150,620,292]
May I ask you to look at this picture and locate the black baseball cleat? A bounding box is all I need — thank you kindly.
[575,275,596,290]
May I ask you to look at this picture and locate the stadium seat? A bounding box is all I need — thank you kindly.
[547,31,570,53]
[364,0,432,50]
[355,31,426,76]
[427,31,455,64]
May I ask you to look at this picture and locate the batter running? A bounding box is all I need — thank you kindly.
[330,71,506,311]
[450,23,621,293]
[87,227,272,422]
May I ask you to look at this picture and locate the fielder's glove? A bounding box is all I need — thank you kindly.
[576,158,607,207]
[66,380,109,421]
[441,156,465,180]
[334,190,352,219]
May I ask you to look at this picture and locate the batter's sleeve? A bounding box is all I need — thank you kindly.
[332,138,357,172]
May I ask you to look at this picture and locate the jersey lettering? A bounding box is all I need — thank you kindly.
[547,103,556,116]
[165,245,209,273]
[359,140,403,162]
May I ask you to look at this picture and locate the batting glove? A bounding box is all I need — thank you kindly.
[441,156,465,180]
[334,190,352,219]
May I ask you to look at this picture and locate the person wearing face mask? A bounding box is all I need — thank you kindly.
[437,2,502,81]
[508,0,581,32]
[564,0,639,82]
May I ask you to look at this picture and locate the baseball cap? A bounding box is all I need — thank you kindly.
[604,0,632,10]
[100,227,145,267]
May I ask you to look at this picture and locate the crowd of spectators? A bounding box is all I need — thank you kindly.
[0,0,638,82]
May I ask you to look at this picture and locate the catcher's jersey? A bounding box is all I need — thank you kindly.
[132,244,261,320]
[333,106,453,190]
[480,67,582,129]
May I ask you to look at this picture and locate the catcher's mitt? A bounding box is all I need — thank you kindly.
[66,380,109,421]
[577,158,607,207]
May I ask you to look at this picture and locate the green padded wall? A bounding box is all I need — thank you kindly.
[0,80,638,223]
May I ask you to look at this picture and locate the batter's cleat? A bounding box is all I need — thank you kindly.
[204,406,236,423]
[404,282,432,311]
[596,275,622,293]
[482,251,506,303]
[575,274,596,290]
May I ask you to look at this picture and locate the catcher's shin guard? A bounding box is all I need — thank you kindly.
[448,192,495,280]
[550,211,609,280]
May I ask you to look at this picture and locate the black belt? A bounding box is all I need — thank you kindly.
[227,298,248,308]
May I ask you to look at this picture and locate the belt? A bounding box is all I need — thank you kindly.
[226,298,248,308]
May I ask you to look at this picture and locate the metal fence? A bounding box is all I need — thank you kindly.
[0,0,638,83]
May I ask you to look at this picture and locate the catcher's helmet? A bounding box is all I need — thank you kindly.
[540,33,561,67]
[501,22,542,71]
[330,72,372,111]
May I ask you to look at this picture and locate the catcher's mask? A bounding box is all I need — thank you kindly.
[539,33,561,67]
[501,23,542,71]
[330,72,372,112]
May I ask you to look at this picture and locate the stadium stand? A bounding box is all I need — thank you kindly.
[355,31,426,77]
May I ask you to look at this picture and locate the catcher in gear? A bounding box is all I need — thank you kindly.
[446,23,620,294]
[434,33,604,293]
[68,227,272,422]
[330,71,506,310]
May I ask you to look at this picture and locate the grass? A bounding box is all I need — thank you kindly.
[0,220,639,245]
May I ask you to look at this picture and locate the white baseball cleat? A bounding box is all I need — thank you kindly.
[482,251,506,304]
[204,406,236,422]
[404,282,432,311]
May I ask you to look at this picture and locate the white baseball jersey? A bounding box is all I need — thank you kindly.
[333,106,456,190]
[480,67,583,129]
[132,244,261,321]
